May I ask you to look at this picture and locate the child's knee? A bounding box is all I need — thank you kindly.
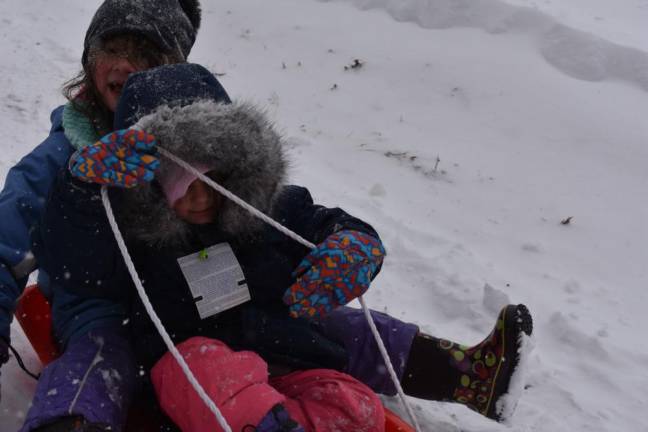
[151,337,285,431]
[152,336,268,398]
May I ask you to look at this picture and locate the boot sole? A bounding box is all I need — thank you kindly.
[485,304,533,421]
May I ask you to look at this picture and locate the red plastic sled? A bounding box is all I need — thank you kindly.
[14,284,58,365]
[15,284,415,432]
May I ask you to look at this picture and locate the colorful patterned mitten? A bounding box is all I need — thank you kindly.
[69,129,159,188]
[283,230,385,319]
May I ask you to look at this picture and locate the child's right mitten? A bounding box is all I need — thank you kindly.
[69,129,159,188]
[283,230,385,319]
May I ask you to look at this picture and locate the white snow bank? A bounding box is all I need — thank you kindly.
[318,0,648,90]
[500,0,648,51]
[540,23,648,90]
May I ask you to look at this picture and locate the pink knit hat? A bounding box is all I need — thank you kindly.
[158,164,212,206]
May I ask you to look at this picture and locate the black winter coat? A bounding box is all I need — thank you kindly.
[34,170,380,370]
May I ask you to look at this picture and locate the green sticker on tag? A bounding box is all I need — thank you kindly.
[198,249,209,260]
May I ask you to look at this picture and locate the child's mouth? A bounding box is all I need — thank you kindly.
[190,207,213,215]
[108,81,123,94]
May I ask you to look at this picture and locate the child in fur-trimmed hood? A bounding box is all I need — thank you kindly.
[31,63,386,432]
[29,63,533,431]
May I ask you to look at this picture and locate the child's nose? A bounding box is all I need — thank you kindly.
[112,57,137,74]
[190,181,213,204]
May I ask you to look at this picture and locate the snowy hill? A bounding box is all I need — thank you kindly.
[1,0,647,431]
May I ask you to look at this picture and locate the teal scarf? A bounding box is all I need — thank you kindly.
[62,102,101,150]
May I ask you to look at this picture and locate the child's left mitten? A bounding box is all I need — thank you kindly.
[69,129,159,188]
[283,230,385,319]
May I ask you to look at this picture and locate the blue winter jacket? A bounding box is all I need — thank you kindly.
[0,106,74,342]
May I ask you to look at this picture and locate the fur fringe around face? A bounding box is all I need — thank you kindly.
[117,100,287,247]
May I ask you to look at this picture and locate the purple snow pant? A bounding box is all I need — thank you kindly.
[20,328,136,432]
[320,307,419,396]
[20,307,417,431]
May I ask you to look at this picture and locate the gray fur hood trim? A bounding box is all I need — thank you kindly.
[118,100,287,246]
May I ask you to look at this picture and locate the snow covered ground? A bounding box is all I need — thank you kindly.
[1,0,647,430]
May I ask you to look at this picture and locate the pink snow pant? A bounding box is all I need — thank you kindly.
[151,337,385,432]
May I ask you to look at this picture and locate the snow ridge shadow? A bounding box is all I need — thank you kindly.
[318,0,648,91]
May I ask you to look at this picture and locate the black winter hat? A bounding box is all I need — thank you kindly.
[82,0,201,65]
[114,63,231,130]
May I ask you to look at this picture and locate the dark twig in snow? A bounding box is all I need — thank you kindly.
[344,59,364,70]
[561,216,574,225]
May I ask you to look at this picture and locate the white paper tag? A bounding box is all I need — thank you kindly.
[177,243,251,319]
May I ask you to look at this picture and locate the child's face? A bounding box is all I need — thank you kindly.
[172,178,221,225]
[91,36,152,112]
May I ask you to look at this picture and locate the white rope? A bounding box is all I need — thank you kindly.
[156,148,421,432]
[100,187,233,432]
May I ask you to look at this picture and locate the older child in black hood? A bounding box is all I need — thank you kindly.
[8,1,208,431]
[0,0,201,376]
